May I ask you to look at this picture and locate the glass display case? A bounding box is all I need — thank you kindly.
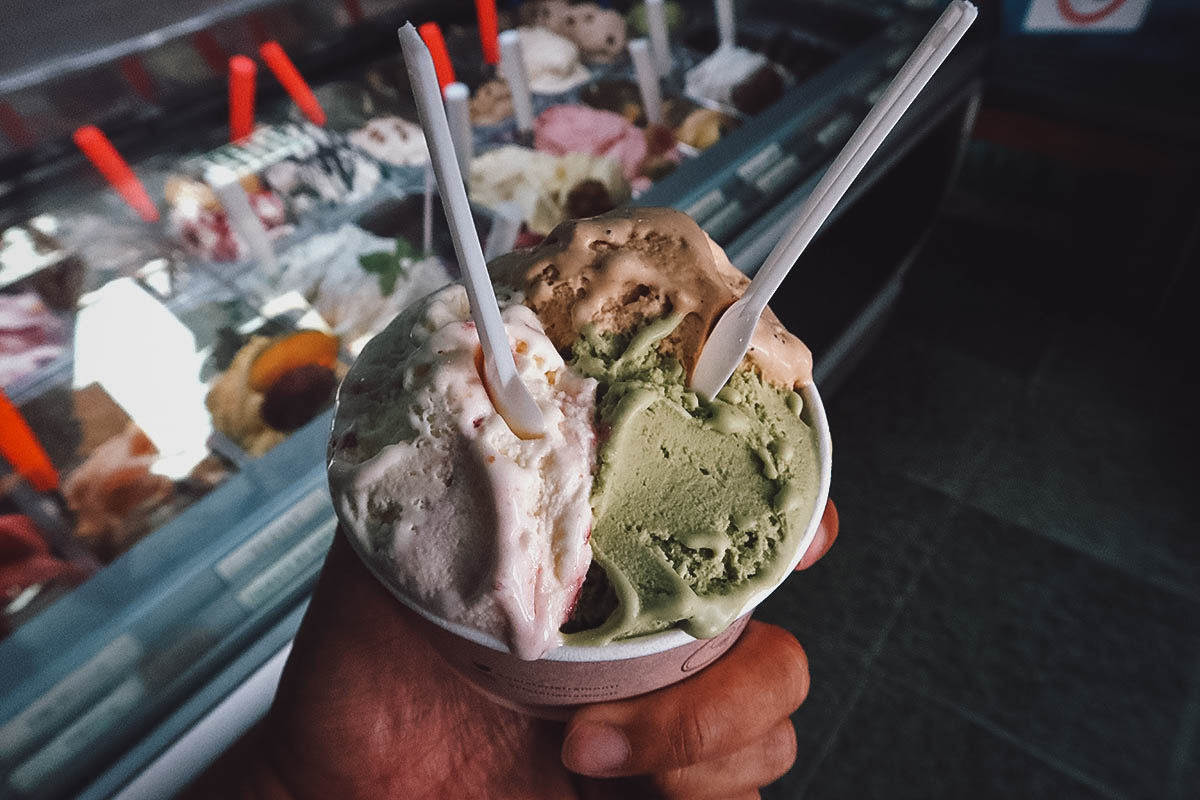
[0,2,986,796]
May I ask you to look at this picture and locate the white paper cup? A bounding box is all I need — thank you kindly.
[336,382,832,720]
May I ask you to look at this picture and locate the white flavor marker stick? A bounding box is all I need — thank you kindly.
[628,39,663,125]
[205,164,277,276]
[498,30,535,133]
[443,82,473,184]
[399,23,545,439]
[422,165,434,256]
[484,202,523,261]
[645,0,672,75]
[715,0,736,51]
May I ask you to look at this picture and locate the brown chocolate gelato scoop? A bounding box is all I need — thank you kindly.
[490,206,812,388]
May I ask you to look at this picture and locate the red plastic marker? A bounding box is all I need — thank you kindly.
[229,55,257,141]
[259,40,326,126]
[72,125,159,222]
[0,101,33,149]
[192,32,229,75]
[0,391,59,493]
[119,55,156,103]
[418,22,457,90]
[474,0,501,66]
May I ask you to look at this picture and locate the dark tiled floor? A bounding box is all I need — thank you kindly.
[760,206,1200,799]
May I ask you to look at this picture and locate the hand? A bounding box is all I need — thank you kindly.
[185,500,838,800]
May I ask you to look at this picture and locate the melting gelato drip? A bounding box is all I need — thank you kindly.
[564,314,820,643]
[0,292,69,388]
[328,284,598,660]
[469,146,630,236]
[490,207,812,389]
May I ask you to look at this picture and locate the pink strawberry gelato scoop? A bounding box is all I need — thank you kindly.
[534,105,679,190]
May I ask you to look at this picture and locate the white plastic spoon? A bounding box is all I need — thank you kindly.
[400,22,545,438]
[629,38,663,125]
[690,0,977,399]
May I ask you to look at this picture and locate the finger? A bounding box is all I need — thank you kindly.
[562,622,808,777]
[652,719,796,800]
[796,498,838,571]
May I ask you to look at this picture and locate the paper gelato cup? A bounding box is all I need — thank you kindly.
[336,382,831,720]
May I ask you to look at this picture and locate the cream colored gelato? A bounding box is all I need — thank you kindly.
[469,145,630,236]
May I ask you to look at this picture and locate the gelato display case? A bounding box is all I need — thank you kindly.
[0,1,987,797]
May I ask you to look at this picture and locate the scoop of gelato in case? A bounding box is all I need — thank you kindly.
[469,145,630,236]
[515,27,592,94]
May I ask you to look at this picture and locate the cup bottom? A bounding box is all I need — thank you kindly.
[425,614,753,719]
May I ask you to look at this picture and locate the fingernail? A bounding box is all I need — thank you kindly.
[563,722,630,776]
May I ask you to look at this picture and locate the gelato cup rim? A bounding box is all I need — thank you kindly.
[335,379,831,663]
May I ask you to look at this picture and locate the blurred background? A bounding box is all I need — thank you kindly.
[1,0,1196,797]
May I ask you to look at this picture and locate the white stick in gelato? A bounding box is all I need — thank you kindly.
[400,22,545,439]
[205,164,278,277]
[498,29,535,134]
[628,38,663,126]
[646,0,673,76]
[692,0,978,399]
[484,202,523,261]
[715,0,736,51]
[443,82,474,185]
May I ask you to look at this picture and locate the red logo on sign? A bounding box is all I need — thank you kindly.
[1056,0,1127,24]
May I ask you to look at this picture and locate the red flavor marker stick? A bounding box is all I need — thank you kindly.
[419,22,457,90]
[72,125,159,222]
[259,40,326,126]
[0,390,59,493]
[475,0,501,66]
[229,56,257,141]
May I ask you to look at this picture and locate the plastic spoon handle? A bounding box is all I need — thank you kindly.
[715,0,736,51]
[400,23,545,438]
[690,1,977,399]
[207,165,278,276]
[645,0,673,75]
[629,39,663,125]
[444,82,474,182]
[499,30,535,133]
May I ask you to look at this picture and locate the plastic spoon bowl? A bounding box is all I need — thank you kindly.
[690,0,977,400]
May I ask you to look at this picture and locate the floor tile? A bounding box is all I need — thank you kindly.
[756,455,956,660]
[801,677,1113,800]
[827,337,1024,498]
[875,507,1200,799]
[967,356,1200,598]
